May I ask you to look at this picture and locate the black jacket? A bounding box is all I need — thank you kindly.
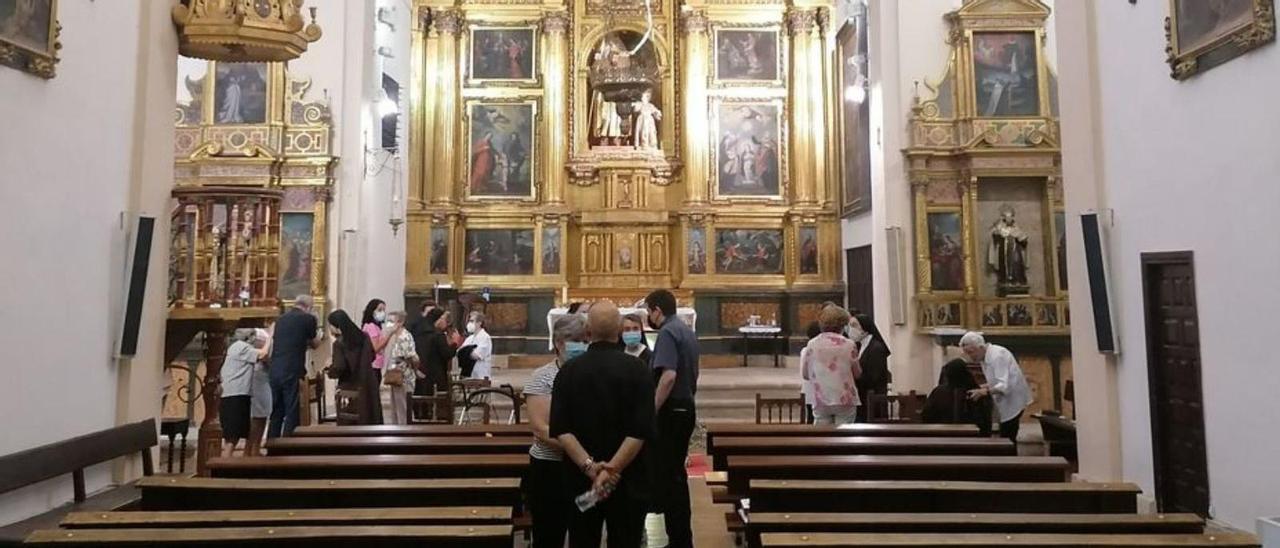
[855,338,892,398]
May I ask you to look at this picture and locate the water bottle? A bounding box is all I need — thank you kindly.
[575,489,602,512]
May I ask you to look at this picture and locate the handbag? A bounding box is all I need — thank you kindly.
[383,367,405,386]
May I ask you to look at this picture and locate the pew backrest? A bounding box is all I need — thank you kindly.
[0,419,156,503]
[748,480,1142,513]
[265,436,531,456]
[758,532,1260,547]
[727,455,1070,494]
[291,424,529,437]
[206,455,529,480]
[136,476,522,511]
[25,525,516,547]
[61,507,513,529]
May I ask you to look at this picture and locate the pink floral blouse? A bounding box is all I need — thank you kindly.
[802,332,863,414]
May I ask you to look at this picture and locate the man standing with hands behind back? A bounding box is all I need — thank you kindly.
[550,301,655,548]
[645,289,700,548]
[267,294,322,438]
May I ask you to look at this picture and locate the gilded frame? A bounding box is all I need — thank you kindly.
[0,0,59,79]
[709,96,788,203]
[461,225,538,278]
[465,23,541,88]
[1165,0,1276,80]
[208,61,280,127]
[462,97,541,202]
[835,18,870,217]
[965,28,1049,119]
[709,25,785,88]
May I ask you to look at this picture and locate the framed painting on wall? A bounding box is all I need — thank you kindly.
[429,227,449,275]
[798,226,819,275]
[279,213,314,298]
[468,26,537,85]
[712,28,782,85]
[687,227,707,274]
[466,100,537,200]
[836,19,871,216]
[927,212,965,292]
[464,228,535,276]
[715,229,784,275]
[214,62,269,124]
[1166,0,1274,80]
[971,31,1040,117]
[541,225,561,275]
[1054,211,1067,292]
[712,100,784,199]
[0,0,57,78]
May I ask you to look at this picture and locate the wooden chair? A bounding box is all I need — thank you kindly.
[452,379,492,425]
[410,390,453,425]
[755,394,809,424]
[866,391,926,423]
[460,385,524,425]
[334,389,361,425]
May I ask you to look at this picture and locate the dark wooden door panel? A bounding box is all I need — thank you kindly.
[847,246,873,316]
[1143,253,1209,517]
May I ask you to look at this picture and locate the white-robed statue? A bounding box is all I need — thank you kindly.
[632,90,661,150]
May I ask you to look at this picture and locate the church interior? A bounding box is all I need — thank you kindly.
[1,0,1278,546]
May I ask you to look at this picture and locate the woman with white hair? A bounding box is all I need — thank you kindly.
[959,331,1032,441]
[220,327,273,457]
[383,311,419,425]
[522,313,588,547]
[460,311,494,380]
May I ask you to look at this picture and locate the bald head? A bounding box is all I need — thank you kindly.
[587,300,622,343]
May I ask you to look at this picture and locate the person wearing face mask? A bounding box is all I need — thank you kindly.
[521,314,587,547]
[621,313,652,365]
[221,327,273,456]
[328,309,382,425]
[643,289,699,548]
[848,313,892,422]
[382,311,419,425]
[459,312,494,380]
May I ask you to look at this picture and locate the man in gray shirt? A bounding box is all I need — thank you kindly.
[644,289,699,548]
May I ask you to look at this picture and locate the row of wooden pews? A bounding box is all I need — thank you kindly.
[702,422,1260,548]
[23,423,533,546]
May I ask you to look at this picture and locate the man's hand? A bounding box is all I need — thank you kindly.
[966,387,989,401]
[592,464,621,499]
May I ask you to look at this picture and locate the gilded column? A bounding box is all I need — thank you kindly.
[409,6,432,207]
[809,8,831,207]
[787,8,818,207]
[681,9,710,207]
[962,176,977,298]
[542,11,570,207]
[431,10,463,206]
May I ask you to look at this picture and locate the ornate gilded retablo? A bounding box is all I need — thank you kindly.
[172,0,323,62]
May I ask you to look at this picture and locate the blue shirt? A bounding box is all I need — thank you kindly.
[269,308,317,382]
[651,315,700,402]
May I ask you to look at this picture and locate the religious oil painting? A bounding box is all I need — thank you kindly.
[467,101,536,199]
[279,213,314,298]
[469,26,536,83]
[1166,1,1271,79]
[0,0,56,78]
[429,227,449,275]
[927,212,964,292]
[465,229,535,276]
[1007,303,1033,327]
[541,225,561,275]
[1036,303,1059,327]
[982,304,1005,327]
[687,227,707,275]
[934,303,961,327]
[713,29,780,84]
[214,62,268,125]
[971,32,1040,117]
[837,20,871,216]
[716,229,784,275]
[798,226,819,275]
[1054,211,1068,292]
[714,101,783,198]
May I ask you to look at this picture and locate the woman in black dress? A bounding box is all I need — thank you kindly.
[327,310,381,425]
[922,358,993,435]
[849,313,892,422]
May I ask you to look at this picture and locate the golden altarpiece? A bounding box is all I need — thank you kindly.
[906,0,1071,415]
[406,0,844,352]
[166,60,336,473]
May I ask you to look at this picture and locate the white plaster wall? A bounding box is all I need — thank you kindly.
[0,0,173,525]
[1072,0,1280,531]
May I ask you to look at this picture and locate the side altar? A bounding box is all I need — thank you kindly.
[405,0,847,353]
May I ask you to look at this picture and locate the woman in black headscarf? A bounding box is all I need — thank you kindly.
[848,313,892,422]
[327,310,382,425]
[922,358,992,435]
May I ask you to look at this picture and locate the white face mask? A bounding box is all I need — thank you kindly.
[848,327,865,339]
[466,321,478,334]
[374,310,387,323]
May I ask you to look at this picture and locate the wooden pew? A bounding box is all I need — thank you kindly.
[61,507,512,529]
[137,476,521,511]
[745,513,1205,548]
[291,425,529,438]
[206,455,528,480]
[748,480,1142,513]
[265,436,531,456]
[25,525,515,547]
[710,436,1014,470]
[704,423,979,456]
[758,532,1260,547]
[727,455,1070,495]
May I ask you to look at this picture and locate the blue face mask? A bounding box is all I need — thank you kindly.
[563,341,589,362]
[622,331,644,347]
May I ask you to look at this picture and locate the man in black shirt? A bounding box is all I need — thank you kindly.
[550,301,655,548]
[267,295,321,438]
[645,288,700,548]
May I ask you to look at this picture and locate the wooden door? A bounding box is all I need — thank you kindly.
[1142,252,1210,516]
[846,245,873,316]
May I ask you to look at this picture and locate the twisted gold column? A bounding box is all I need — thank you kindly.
[542,12,570,207]
[681,9,710,207]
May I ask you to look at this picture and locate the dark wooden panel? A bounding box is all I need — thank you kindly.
[25,525,515,547]
[61,507,512,529]
[710,436,1014,470]
[759,532,1259,547]
[748,480,1140,514]
[206,455,529,480]
[704,423,979,456]
[727,455,1069,494]
[291,425,529,437]
[265,436,531,456]
[137,477,521,511]
[846,245,873,316]
[0,419,156,496]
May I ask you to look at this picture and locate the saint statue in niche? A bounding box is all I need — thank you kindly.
[631,90,661,150]
[988,204,1029,296]
[588,30,660,149]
